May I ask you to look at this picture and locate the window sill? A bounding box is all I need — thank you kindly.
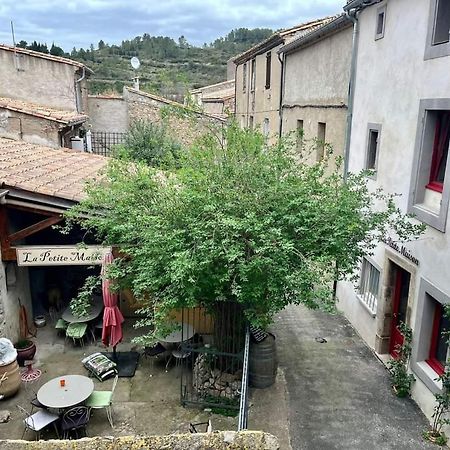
[356,294,377,318]
[413,360,442,393]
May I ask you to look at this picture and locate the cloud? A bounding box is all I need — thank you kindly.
[0,0,344,50]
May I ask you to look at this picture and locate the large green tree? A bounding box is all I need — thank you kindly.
[66,123,423,342]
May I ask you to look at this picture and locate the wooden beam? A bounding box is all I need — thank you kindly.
[8,215,63,243]
[0,206,15,261]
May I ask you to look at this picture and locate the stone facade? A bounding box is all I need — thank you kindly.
[0,45,90,113]
[190,80,235,118]
[87,95,128,133]
[280,16,353,171]
[0,432,279,450]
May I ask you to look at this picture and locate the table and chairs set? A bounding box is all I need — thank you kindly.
[18,373,117,440]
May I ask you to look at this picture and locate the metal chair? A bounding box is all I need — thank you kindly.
[85,374,118,428]
[66,322,88,346]
[61,406,90,439]
[55,318,69,336]
[189,419,213,433]
[16,405,59,440]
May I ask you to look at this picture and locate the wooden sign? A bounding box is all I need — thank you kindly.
[16,246,112,266]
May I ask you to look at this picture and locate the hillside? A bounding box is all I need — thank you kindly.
[64,28,273,100]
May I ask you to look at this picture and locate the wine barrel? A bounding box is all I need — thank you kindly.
[0,359,21,398]
[249,333,277,388]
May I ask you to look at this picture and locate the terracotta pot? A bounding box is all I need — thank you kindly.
[0,359,21,398]
[15,341,36,367]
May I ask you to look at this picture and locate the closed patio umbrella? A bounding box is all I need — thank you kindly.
[101,252,124,359]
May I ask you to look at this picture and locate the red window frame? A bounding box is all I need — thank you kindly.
[426,111,450,193]
[427,303,446,375]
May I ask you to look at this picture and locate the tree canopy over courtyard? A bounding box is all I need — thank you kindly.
[66,122,423,342]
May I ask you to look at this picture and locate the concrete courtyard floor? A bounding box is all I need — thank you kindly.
[275,304,437,450]
[0,318,290,446]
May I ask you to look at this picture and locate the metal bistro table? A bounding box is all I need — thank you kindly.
[37,374,94,410]
[158,322,195,345]
[62,302,103,324]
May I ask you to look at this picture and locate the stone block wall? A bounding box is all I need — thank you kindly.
[0,432,279,450]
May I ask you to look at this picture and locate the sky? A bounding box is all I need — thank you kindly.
[0,0,345,51]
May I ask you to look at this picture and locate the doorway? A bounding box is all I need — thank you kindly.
[389,265,411,358]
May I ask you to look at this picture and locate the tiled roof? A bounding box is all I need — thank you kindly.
[0,137,107,202]
[0,97,88,125]
[232,16,336,63]
[0,43,93,73]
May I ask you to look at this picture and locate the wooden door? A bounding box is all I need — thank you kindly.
[389,266,411,358]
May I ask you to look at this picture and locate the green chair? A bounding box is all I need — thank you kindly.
[55,318,68,336]
[85,375,118,428]
[66,322,88,346]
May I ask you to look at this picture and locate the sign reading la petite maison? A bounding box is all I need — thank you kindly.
[16,246,112,266]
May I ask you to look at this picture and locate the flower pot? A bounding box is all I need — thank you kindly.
[34,315,46,328]
[15,341,36,367]
[0,359,21,398]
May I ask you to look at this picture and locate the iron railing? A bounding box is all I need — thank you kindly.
[238,325,250,430]
[180,304,246,411]
[91,131,126,156]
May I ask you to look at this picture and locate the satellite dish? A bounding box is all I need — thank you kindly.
[131,57,140,70]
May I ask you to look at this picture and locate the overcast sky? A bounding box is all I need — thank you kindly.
[0,0,345,50]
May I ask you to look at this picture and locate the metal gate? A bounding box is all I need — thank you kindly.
[91,131,126,156]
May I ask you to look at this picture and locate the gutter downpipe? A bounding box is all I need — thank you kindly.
[343,8,360,182]
[234,62,238,124]
[277,50,285,139]
[75,67,86,113]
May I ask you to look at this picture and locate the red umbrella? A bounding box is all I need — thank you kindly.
[101,252,124,355]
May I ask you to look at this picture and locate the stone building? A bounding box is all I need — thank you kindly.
[232,18,332,140]
[278,14,353,169]
[189,79,235,118]
[0,44,92,148]
[87,87,226,154]
[336,0,450,426]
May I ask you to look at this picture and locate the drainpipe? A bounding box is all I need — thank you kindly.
[343,8,360,182]
[75,67,86,113]
[234,62,238,123]
[277,51,285,138]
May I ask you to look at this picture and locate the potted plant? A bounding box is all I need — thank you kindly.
[387,321,415,397]
[14,338,36,367]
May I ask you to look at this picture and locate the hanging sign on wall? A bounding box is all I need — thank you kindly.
[16,246,112,266]
[382,237,419,266]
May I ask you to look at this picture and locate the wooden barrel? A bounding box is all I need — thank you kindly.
[249,333,277,388]
[0,359,21,398]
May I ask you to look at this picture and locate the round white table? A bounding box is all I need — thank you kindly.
[62,302,103,323]
[37,374,94,409]
[158,322,195,344]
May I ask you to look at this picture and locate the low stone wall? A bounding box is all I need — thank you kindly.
[0,431,279,449]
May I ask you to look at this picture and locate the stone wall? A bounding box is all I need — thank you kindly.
[87,96,128,133]
[124,88,225,148]
[0,432,279,449]
[0,109,61,148]
[0,49,87,112]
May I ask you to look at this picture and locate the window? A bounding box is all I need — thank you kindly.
[433,0,450,45]
[411,279,450,393]
[263,118,269,137]
[408,99,450,232]
[242,63,247,93]
[365,123,381,174]
[265,52,271,89]
[296,119,304,150]
[428,111,450,193]
[250,59,256,91]
[425,0,450,59]
[427,301,450,375]
[358,258,380,316]
[317,122,326,161]
[375,5,386,40]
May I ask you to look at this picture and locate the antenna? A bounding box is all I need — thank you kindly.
[10,21,16,46]
[130,57,141,90]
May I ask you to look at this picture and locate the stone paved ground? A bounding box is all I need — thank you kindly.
[274,304,437,450]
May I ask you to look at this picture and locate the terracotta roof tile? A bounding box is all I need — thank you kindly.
[0,97,88,125]
[0,137,107,202]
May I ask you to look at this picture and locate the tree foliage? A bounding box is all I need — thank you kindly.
[65,122,423,342]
